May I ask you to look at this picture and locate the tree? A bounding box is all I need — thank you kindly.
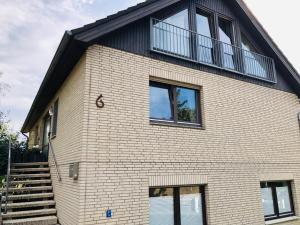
[0,76,26,176]
[0,73,10,176]
[176,89,197,123]
[0,115,27,175]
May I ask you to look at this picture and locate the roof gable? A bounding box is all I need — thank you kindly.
[21,0,300,132]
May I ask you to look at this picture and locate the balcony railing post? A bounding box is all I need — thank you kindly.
[150,18,154,51]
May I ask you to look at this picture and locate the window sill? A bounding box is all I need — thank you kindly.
[150,120,205,130]
[265,216,299,225]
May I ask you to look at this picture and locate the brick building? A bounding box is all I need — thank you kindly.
[3,0,300,225]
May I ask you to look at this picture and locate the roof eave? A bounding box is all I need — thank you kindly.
[21,31,74,132]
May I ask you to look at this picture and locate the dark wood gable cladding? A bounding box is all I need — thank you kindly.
[22,0,300,132]
[98,0,293,93]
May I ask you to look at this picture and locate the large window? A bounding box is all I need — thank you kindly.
[153,9,190,58]
[150,81,201,126]
[241,34,267,78]
[150,7,277,83]
[218,18,235,70]
[149,186,206,225]
[51,99,59,137]
[196,10,214,65]
[260,181,295,221]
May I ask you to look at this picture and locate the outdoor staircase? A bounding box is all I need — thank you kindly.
[1,162,58,225]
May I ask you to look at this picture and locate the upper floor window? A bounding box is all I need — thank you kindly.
[149,186,207,225]
[241,34,268,78]
[152,9,190,58]
[150,8,277,83]
[260,181,295,221]
[150,81,201,126]
[196,10,214,64]
[218,18,235,70]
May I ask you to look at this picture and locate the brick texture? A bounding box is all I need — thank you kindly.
[29,45,300,225]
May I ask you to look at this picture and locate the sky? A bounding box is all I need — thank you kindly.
[0,0,300,131]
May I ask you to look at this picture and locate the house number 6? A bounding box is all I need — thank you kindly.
[96,94,105,108]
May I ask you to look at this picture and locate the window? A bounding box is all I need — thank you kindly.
[150,81,201,126]
[151,8,277,83]
[149,186,206,225]
[51,99,59,137]
[241,34,267,78]
[260,181,295,221]
[42,116,51,160]
[218,18,235,70]
[196,10,214,64]
[153,9,190,57]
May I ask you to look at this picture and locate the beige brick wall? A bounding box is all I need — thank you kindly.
[28,45,300,225]
[29,55,86,225]
[77,45,300,225]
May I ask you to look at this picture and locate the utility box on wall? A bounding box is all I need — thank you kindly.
[69,162,79,180]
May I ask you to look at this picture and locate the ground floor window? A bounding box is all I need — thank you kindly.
[261,181,295,221]
[149,186,206,225]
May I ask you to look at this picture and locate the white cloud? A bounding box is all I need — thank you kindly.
[0,0,96,130]
[78,0,95,5]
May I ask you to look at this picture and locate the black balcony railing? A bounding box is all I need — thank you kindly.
[150,18,277,83]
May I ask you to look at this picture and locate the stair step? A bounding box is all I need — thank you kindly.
[1,186,53,193]
[10,180,51,185]
[11,162,49,167]
[4,200,55,209]
[3,193,54,201]
[2,208,57,219]
[11,168,50,173]
[3,216,57,225]
[10,174,51,179]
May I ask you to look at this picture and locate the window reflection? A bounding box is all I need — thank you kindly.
[260,181,295,221]
[218,18,235,70]
[242,34,267,78]
[261,187,275,216]
[150,81,201,125]
[150,83,173,121]
[176,87,197,123]
[196,11,214,64]
[149,188,174,225]
[276,183,292,214]
[180,187,203,225]
[153,10,190,57]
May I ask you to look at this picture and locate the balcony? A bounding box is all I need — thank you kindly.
[150,18,277,83]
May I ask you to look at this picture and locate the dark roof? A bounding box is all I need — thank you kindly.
[21,0,300,132]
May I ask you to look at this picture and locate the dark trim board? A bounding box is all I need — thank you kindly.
[21,0,300,132]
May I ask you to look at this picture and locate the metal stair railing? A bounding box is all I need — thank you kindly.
[1,138,12,216]
[49,139,62,182]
